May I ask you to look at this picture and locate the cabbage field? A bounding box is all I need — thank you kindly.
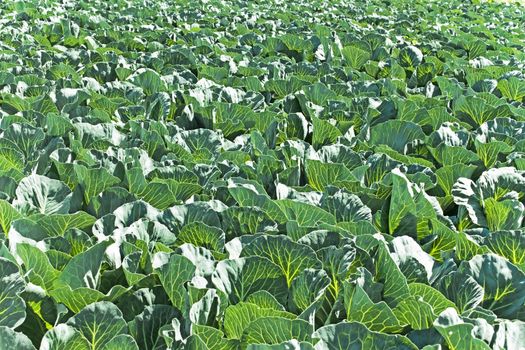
[1,0,525,349]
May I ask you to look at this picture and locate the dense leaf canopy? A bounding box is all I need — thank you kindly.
[1,0,525,349]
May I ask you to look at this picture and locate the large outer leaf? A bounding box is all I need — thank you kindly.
[342,45,371,69]
[369,120,425,153]
[0,199,20,234]
[498,77,525,102]
[454,96,509,127]
[275,200,336,228]
[305,160,355,192]
[390,236,434,283]
[212,257,287,304]
[392,297,436,330]
[290,268,331,313]
[241,235,322,287]
[399,46,423,68]
[388,169,439,238]
[343,281,403,332]
[2,123,45,158]
[459,254,525,318]
[0,327,36,350]
[0,145,25,181]
[437,272,484,313]
[0,258,26,328]
[408,283,456,315]
[484,230,525,269]
[49,286,128,314]
[223,302,295,339]
[192,324,239,350]
[373,242,411,306]
[17,243,59,291]
[54,241,109,290]
[100,335,138,350]
[320,189,372,223]
[314,321,418,349]
[73,165,120,204]
[31,212,96,237]
[311,116,342,149]
[129,69,167,96]
[155,253,195,310]
[177,222,226,252]
[65,302,128,350]
[13,175,72,215]
[433,308,491,350]
[128,305,180,350]
[241,317,311,348]
[453,167,525,230]
[40,324,90,350]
